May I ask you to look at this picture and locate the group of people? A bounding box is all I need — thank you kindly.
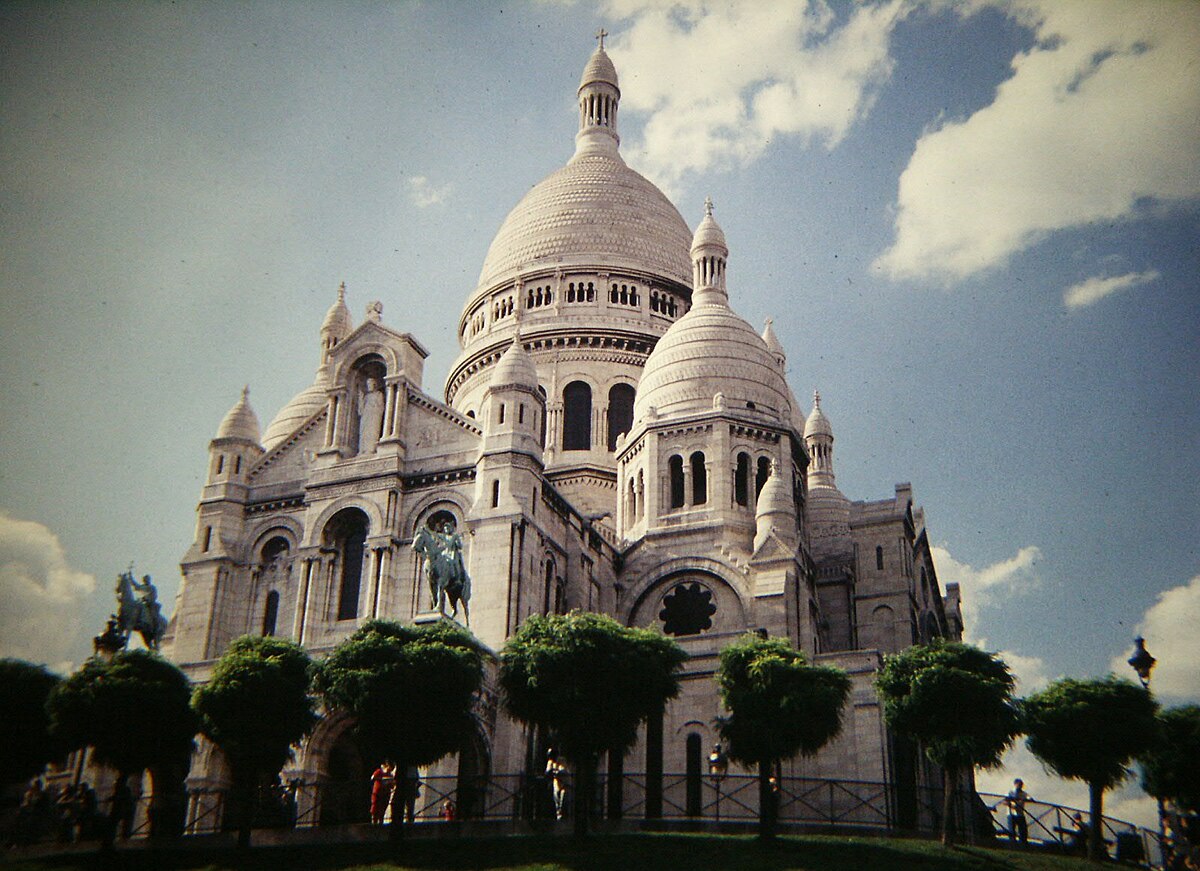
[8,778,113,846]
[367,761,422,825]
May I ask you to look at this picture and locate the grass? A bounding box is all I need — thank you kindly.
[0,832,1102,871]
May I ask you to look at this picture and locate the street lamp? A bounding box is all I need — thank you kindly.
[708,743,727,821]
[1127,637,1156,688]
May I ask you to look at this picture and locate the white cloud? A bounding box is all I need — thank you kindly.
[0,512,96,669]
[1110,575,1200,703]
[931,543,1042,642]
[1063,269,1160,310]
[406,175,451,208]
[606,0,906,190]
[876,1,1200,282]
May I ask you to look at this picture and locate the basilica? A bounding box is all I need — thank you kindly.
[165,41,963,826]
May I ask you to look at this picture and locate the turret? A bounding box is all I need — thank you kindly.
[207,386,263,486]
[691,196,729,306]
[475,334,545,513]
[754,460,798,551]
[574,30,621,159]
[805,390,836,490]
[320,281,353,363]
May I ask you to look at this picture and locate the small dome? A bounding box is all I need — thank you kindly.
[262,370,328,451]
[755,461,797,549]
[216,386,261,443]
[322,282,353,337]
[489,334,539,392]
[579,45,619,92]
[805,390,833,438]
[690,199,728,258]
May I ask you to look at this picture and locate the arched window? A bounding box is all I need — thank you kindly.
[668,455,685,508]
[325,508,369,621]
[543,558,556,615]
[262,590,280,637]
[756,456,771,497]
[690,451,707,505]
[492,480,500,508]
[607,384,635,450]
[685,733,702,817]
[538,386,548,447]
[735,452,750,507]
[562,381,592,450]
[876,545,884,571]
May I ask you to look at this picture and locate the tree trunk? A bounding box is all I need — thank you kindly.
[757,761,776,841]
[573,753,596,838]
[1087,781,1105,863]
[940,765,958,846]
[234,775,254,850]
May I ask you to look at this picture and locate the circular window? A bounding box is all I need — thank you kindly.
[659,582,717,637]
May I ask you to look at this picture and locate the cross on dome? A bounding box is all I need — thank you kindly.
[337,281,346,301]
[595,28,608,49]
[704,196,714,217]
[813,389,821,408]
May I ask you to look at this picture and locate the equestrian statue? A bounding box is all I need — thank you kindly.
[412,522,471,624]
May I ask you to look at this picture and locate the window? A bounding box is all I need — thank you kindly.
[690,452,707,505]
[497,402,505,424]
[562,381,592,450]
[215,454,224,475]
[668,455,684,508]
[262,590,280,637]
[202,526,212,552]
[735,452,750,507]
[326,508,369,621]
[607,384,635,450]
[659,581,716,636]
[492,480,500,508]
[756,456,771,497]
[876,545,884,571]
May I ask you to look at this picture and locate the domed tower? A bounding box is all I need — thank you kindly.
[618,200,799,544]
[804,391,852,560]
[207,386,263,488]
[446,37,695,519]
[262,283,354,452]
[476,333,546,508]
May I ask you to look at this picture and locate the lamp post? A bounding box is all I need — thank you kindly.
[708,743,727,821]
[1127,637,1165,865]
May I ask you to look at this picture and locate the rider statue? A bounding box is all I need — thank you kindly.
[112,569,168,651]
[413,521,471,620]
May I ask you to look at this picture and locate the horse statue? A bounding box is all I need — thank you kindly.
[115,570,169,650]
[412,524,471,624]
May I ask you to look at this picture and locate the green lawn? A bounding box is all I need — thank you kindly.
[1,833,1102,871]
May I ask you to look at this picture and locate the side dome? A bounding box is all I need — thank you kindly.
[474,155,693,293]
[216,386,261,443]
[488,334,539,392]
[262,372,328,451]
[633,305,791,423]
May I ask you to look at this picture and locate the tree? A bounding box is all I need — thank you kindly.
[1023,676,1158,862]
[46,650,197,840]
[875,641,1019,846]
[716,633,851,840]
[499,612,687,835]
[310,619,485,837]
[1140,705,1200,815]
[192,636,317,848]
[0,659,62,788]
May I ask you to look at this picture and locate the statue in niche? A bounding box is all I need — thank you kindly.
[358,377,385,454]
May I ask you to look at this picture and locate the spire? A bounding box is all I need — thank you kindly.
[215,385,262,444]
[805,389,836,489]
[575,35,621,159]
[690,197,729,306]
[321,281,353,362]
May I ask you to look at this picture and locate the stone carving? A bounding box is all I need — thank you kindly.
[358,378,385,454]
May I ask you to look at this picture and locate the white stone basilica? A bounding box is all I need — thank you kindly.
[165,41,963,823]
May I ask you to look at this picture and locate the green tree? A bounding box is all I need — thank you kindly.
[310,619,485,837]
[716,633,851,840]
[192,636,317,848]
[1140,704,1200,815]
[0,659,62,788]
[499,612,687,836]
[1023,676,1158,862]
[46,650,197,840]
[875,641,1019,846]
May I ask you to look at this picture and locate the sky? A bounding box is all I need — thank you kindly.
[1,0,1197,828]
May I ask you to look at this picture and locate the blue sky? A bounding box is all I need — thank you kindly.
[1,0,1197,823]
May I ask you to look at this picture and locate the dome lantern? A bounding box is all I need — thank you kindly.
[691,197,729,306]
[574,29,621,159]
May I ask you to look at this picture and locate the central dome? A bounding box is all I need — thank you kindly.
[475,153,693,292]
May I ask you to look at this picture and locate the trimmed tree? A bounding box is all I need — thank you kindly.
[310,619,485,838]
[499,612,687,836]
[875,641,1020,846]
[1023,676,1159,862]
[1140,704,1200,815]
[0,659,62,790]
[192,636,318,848]
[46,649,197,841]
[716,633,851,840]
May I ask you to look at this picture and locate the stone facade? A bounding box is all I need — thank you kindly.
[164,42,962,823]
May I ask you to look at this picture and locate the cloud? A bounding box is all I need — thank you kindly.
[876,1,1200,282]
[1063,269,1159,309]
[1110,575,1200,703]
[0,512,96,670]
[606,0,906,190]
[931,543,1042,641]
[406,175,451,208]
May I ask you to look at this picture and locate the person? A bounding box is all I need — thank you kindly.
[1003,778,1031,845]
[400,765,421,823]
[369,760,395,825]
[545,749,567,820]
[107,776,135,844]
[440,799,457,821]
[1055,811,1088,855]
